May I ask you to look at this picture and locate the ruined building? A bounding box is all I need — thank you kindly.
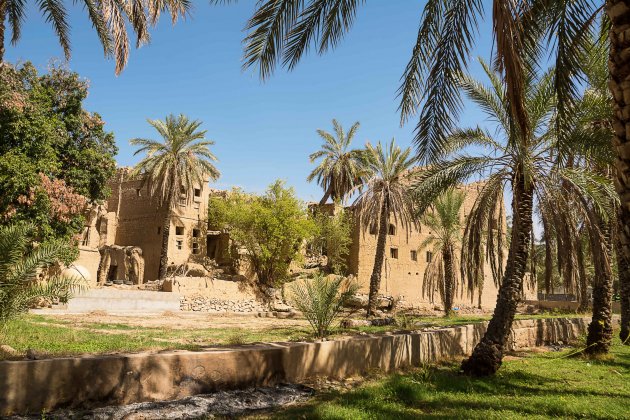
[74,168,230,285]
[73,169,535,310]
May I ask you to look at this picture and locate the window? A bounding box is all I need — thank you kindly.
[426,251,433,263]
[369,223,377,235]
[192,229,200,238]
[192,242,200,254]
[390,248,398,259]
[194,188,201,197]
[176,240,183,250]
[81,227,90,246]
[135,188,141,197]
[410,250,417,261]
[175,226,184,236]
[388,224,396,235]
[157,226,161,235]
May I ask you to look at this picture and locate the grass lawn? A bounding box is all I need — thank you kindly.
[269,337,630,420]
[0,312,589,359]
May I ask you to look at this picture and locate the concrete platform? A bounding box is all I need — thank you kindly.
[0,317,591,415]
[33,289,181,314]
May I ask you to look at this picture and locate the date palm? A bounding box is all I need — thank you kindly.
[353,139,417,316]
[420,188,466,317]
[307,119,365,205]
[0,0,190,74]
[414,61,616,376]
[0,223,83,327]
[131,114,220,280]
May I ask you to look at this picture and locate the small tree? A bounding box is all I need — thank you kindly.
[208,181,316,287]
[310,207,353,275]
[288,273,359,338]
[0,223,83,327]
[420,189,466,316]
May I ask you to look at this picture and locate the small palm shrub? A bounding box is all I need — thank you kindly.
[288,274,359,338]
[0,223,83,327]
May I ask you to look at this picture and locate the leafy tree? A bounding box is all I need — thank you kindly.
[0,223,83,327]
[420,189,466,316]
[0,62,117,260]
[208,181,316,287]
[414,61,616,375]
[131,114,220,280]
[0,1,190,74]
[353,139,417,317]
[309,206,353,275]
[307,119,365,205]
[287,273,358,338]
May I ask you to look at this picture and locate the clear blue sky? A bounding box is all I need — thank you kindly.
[4,1,495,202]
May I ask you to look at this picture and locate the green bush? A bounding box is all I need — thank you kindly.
[288,273,359,338]
[309,207,353,275]
[0,223,84,327]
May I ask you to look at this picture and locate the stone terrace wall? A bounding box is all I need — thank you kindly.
[0,317,589,415]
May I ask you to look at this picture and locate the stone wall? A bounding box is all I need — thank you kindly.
[0,317,588,415]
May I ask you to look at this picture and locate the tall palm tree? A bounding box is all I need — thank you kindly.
[131,114,220,280]
[0,1,190,73]
[353,139,417,316]
[307,119,365,205]
[0,223,83,327]
[420,188,466,316]
[608,0,630,346]
[414,61,616,375]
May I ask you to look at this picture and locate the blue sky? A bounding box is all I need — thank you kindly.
[4,1,495,202]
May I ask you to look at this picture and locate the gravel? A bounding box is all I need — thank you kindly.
[8,384,314,420]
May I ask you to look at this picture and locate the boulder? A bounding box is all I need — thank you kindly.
[344,294,368,308]
[273,302,292,312]
[0,345,18,358]
[340,319,371,328]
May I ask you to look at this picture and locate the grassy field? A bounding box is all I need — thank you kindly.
[0,312,588,359]
[268,338,630,420]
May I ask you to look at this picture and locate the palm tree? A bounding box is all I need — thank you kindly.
[0,223,82,327]
[307,119,365,205]
[420,189,466,317]
[131,114,220,280]
[414,61,616,375]
[353,139,417,316]
[0,1,190,73]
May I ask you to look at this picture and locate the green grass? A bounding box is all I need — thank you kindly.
[0,312,590,359]
[0,315,310,359]
[270,338,630,420]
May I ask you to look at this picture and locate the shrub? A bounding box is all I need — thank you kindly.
[0,223,84,327]
[309,207,353,275]
[208,181,316,287]
[288,273,359,338]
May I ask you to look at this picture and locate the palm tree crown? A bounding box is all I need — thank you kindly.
[307,119,365,205]
[0,1,190,73]
[131,114,220,205]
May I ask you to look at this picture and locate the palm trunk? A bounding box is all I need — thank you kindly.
[367,200,388,317]
[442,244,454,316]
[585,219,614,355]
[608,0,630,343]
[542,219,552,296]
[0,1,6,63]
[158,182,177,280]
[319,185,332,206]
[616,214,630,343]
[576,239,589,313]
[461,171,533,376]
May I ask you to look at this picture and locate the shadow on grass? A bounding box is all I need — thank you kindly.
[272,343,630,420]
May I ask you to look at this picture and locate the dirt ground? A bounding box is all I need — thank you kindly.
[43,310,311,330]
